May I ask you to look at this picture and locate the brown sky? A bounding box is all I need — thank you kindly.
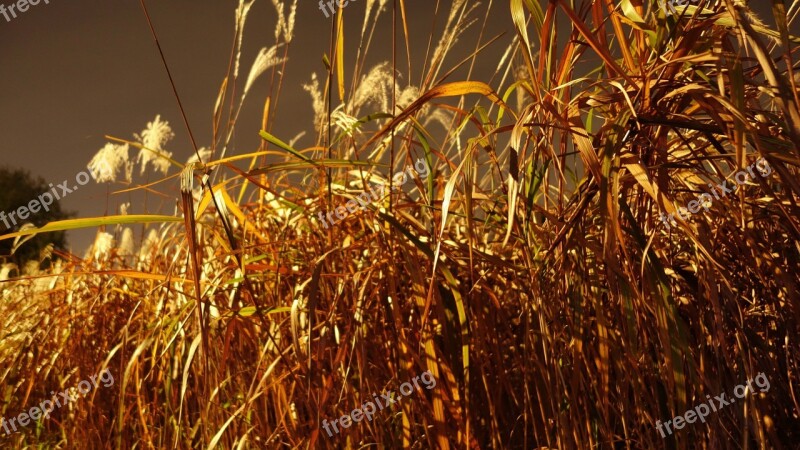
[0,0,513,253]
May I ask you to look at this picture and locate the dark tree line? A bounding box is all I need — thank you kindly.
[0,166,73,268]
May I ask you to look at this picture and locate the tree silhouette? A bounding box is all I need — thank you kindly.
[0,166,74,267]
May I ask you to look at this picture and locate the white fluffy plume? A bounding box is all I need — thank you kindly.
[87,142,132,183]
[242,45,286,100]
[135,115,175,176]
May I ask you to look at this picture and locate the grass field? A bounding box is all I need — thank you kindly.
[1,0,800,448]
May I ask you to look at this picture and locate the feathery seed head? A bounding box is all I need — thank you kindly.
[90,232,115,261]
[362,0,389,36]
[88,142,132,183]
[243,45,287,100]
[332,104,360,137]
[186,147,213,166]
[352,62,393,113]
[271,0,297,43]
[234,0,256,78]
[303,73,326,131]
[135,115,175,176]
[119,227,135,257]
[138,229,160,264]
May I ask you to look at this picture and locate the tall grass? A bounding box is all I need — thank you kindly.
[1,0,799,448]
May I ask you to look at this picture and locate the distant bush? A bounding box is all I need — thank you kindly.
[0,166,74,267]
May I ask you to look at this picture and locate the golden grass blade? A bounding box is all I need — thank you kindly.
[258,130,316,163]
[336,9,345,102]
[247,159,380,176]
[511,0,536,85]
[361,81,513,151]
[0,215,182,241]
[556,0,637,87]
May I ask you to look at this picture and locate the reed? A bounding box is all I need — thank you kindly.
[1,0,799,448]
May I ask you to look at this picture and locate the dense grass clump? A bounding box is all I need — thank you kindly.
[1,0,799,448]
